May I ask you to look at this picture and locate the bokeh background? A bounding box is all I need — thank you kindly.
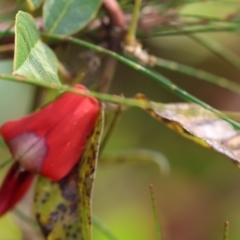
[1,1,240,240]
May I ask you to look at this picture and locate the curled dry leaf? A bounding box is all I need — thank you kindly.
[135,94,240,167]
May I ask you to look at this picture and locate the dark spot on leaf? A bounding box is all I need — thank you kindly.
[36,213,41,221]
[42,222,52,236]
[50,211,58,222]
[59,170,78,202]
[57,204,67,213]
[72,234,77,239]
[61,184,77,201]
[69,203,78,215]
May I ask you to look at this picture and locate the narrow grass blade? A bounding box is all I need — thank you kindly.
[100,104,123,154]
[191,34,240,71]
[42,33,240,130]
[223,221,229,240]
[223,111,240,121]
[140,24,240,37]
[155,57,240,94]
[149,184,162,240]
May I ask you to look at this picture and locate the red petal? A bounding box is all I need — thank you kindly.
[0,162,34,216]
[1,85,99,181]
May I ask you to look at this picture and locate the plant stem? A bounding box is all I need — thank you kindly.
[100,104,123,154]
[223,221,229,240]
[125,0,142,45]
[41,33,240,130]
[223,111,240,121]
[190,34,240,71]
[149,184,162,240]
[1,70,240,130]
[155,57,240,94]
[142,24,240,37]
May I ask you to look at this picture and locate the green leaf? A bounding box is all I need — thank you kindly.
[25,0,43,11]
[43,0,102,35]
[34,109,104,240]
[14,11,61,89]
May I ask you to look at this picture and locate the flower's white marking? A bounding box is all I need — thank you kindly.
[8,132,47,173]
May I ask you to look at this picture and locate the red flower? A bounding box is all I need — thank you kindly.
[0,84,99,216]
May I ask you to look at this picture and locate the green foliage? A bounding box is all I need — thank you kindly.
[0,0,240,239]
[14,11,61,88]
[43,0,102,35]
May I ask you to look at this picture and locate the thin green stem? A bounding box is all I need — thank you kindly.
[190,34,240,71]
[0,73,155,109]
[223,111,240,121]
[223,221,229,240]
[125,0,142,45]
[155,57,240,94]
[41,33,240,130]
[149,184,162,240]
[100,104,123,155]
[142,24,240,37]
[180,12,240,23]
[1,71,240,130]
[93,215,121,240]
[98,57,117,93]
[0,73,59,88]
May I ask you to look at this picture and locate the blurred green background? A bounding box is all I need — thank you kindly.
[1,1,240,240]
